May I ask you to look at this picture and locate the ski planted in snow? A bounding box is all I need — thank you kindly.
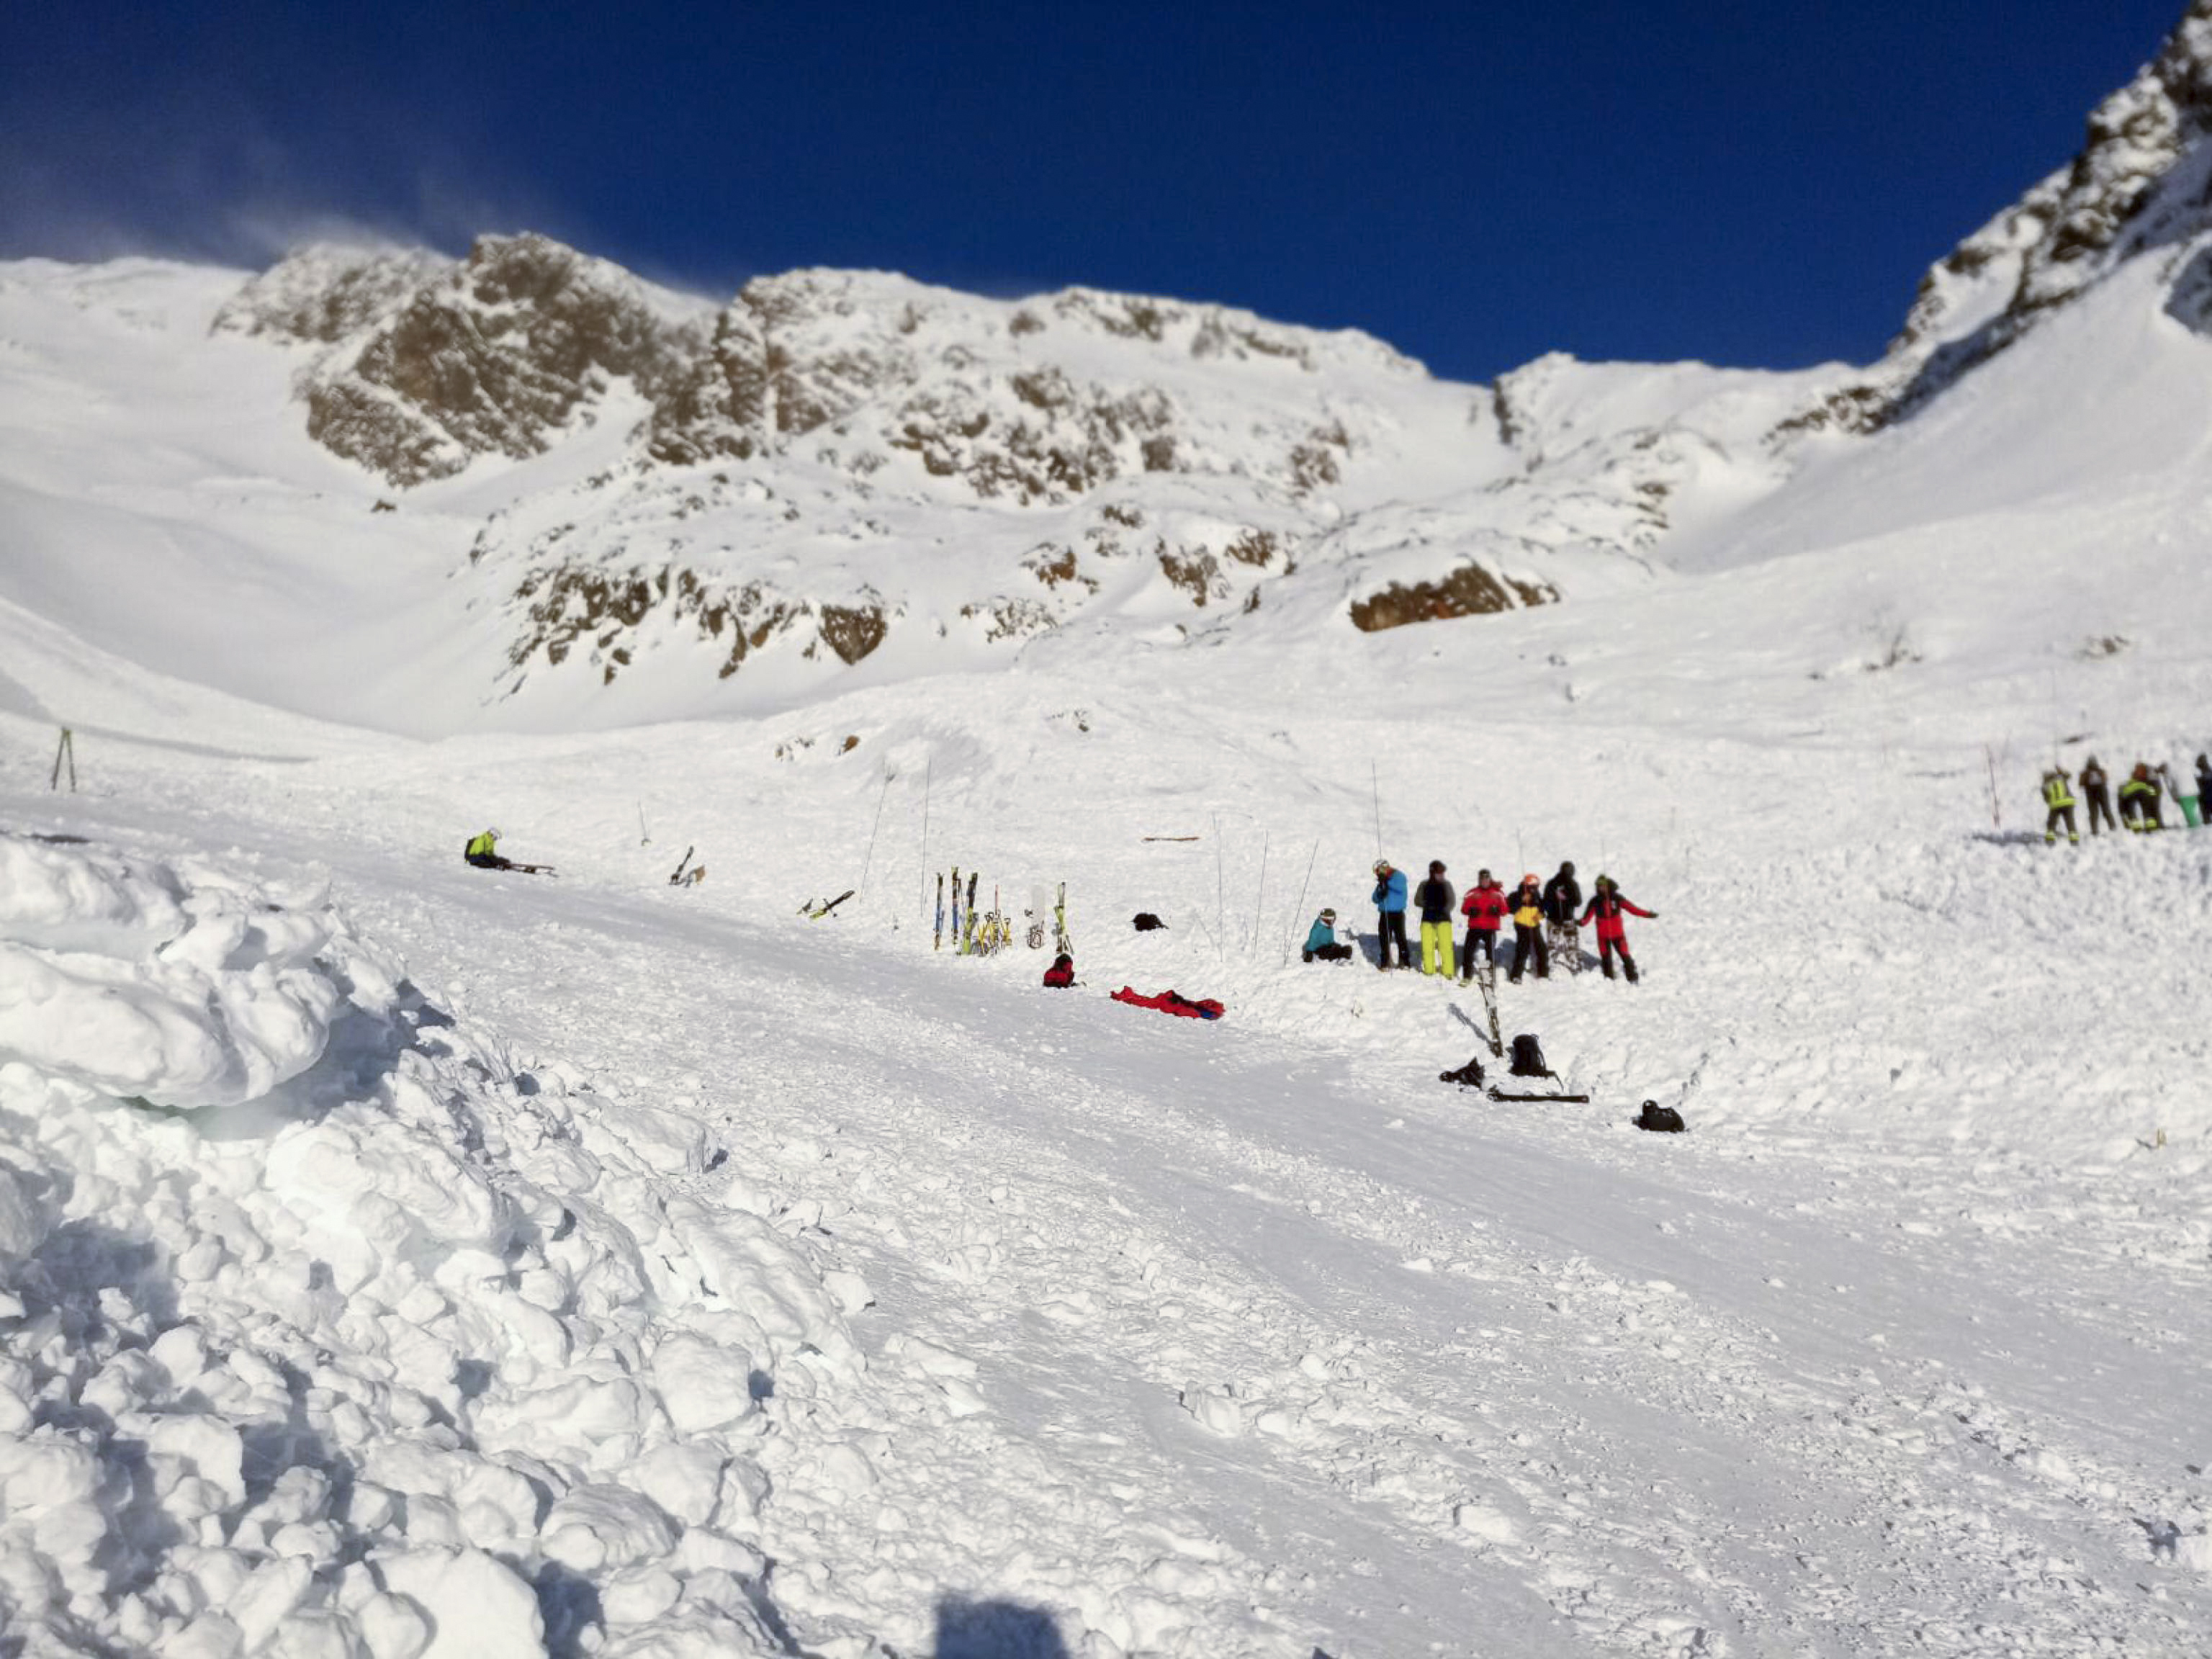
[1475,955,1503,1056]
[1053,881,1070,957]
[965,871,979,953]
[935,873,945,951]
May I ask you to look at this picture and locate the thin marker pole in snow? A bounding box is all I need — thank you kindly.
[1252,832,1269,960]
[1286,836,1318,964]
[919,758,932,924]
[637,801,649,846]
[1214,814,1226,961]
[1371,760,1383,859]
[859,765,893,898]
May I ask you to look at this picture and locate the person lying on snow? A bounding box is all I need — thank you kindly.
[1578,876,1657,982]
[1111,986,1225,1020]
[464,828,512,871]
[1303,909,1353,963]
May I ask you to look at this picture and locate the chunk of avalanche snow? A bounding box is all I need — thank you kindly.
[373,1548,544,1658]
[0,838,341,1107]
[0,834,871,1658]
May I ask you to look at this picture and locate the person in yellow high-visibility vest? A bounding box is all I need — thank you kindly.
[2040,769,2078,845]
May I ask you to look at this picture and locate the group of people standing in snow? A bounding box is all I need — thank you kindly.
[2038,754,2211,844]
[1305,858,1657,984]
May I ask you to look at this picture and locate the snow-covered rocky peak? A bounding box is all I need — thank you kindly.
[225,233,711,486]
[1786,0,2212,435]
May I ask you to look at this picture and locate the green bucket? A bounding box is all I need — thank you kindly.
[2183,794,2204,828]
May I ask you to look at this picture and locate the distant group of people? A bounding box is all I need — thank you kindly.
[2038,755,2210,844]
[1304,858,1658,984]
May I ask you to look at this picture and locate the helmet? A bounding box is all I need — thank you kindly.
[1320,908,1336,922]
[1596,873,1614,889]
[1521,873,1538,886]
[1560,860,1575,875]
[1374,859,1390,874]
[485,827,501,841]
[1429,860,1445,874]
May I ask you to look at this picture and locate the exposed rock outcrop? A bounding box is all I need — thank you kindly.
[1780,0,2212,436]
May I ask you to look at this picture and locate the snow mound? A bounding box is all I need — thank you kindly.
[0,833,859,1656]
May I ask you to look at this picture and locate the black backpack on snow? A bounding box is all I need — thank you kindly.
[1438,1055,1486,1087]
[1508,1034,1552,1078]
[1132,912,1166,932]
[1635,1100,1686,1133]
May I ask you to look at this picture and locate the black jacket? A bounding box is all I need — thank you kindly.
[1542,871,1583,923]
[1413,876,1457,923]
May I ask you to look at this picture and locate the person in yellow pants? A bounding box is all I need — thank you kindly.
[1413,860,1458,979]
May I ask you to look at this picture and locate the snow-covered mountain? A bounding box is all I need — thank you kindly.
[8,5,2212,737]
[3,222,1856,731]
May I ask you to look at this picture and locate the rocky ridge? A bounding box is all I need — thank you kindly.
[220,234,1784,704]
[1782,0,2212,436]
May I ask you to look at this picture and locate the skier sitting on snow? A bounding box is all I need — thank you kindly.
[1460,870,1506,984]
[1578,876,1657,983]
[2040,768,2078,846]
[1303,909,1353,963]
[464,828,513,871]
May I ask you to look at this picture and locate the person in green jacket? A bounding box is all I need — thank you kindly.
[2041,768,2078,845]
[464,827,512,870]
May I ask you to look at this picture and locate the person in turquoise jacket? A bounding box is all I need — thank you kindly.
[1303,909,1352,963]
[1372,860,1410,970]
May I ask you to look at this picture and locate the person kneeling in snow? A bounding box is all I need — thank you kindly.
[464,827,512,871]
[1578,876,1656,983]
[1043,953,1076,988]
[1303,909,1353,963]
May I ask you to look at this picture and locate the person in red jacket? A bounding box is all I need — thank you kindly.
[1459,868,1507,984]
[1578,875,1657,983]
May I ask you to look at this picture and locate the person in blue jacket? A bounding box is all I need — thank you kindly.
[1372,859,1411,971]
[1303,908,1352,963]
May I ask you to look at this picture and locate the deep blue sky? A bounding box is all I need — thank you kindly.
[0,1,2188,382]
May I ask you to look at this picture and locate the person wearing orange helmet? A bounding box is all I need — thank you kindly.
[1508,873,1549,983]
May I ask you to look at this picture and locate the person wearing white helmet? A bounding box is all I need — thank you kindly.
[464,827,512,871]
[1370,859,1411,971]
